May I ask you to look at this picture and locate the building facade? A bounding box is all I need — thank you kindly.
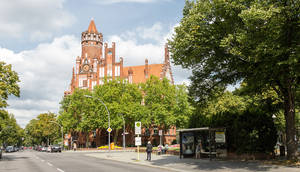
[64,19,176,148]
[64,19,174,96]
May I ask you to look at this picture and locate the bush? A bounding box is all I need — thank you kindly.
[171,139,177,145]
[210,110,277,154]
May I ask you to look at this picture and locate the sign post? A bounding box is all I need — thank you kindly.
[135,122,141,161]
[159,130,163,145]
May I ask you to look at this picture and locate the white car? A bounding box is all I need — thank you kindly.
[47,146,52,153]
[41,147,47,152]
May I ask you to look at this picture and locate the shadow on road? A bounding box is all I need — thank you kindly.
[0,153,29,162]
[148,156,284,171]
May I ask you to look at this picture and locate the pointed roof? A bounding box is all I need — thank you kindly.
[87,19,98,33]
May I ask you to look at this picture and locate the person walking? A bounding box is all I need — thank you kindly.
[73,142,77,151]
[146,141,153,161]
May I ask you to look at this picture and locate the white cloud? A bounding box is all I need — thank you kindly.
[0,0,75,41]
[95,0,173,4]
[0,35,80,127]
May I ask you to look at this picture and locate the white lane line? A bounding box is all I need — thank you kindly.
[47,162,53,166]
[57,168,64,172]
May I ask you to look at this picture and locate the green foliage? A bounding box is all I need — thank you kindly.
[92,78,143,130]
[211,110,277,154]
[173,85,194,128]
[59,76,193,145]
[169,0,300,158]
[141,76,192,129]
[0,110,24,146]
[58,89,92,132]
[190,88,279,154]
[0,61,20,108]
[25,112,60,146]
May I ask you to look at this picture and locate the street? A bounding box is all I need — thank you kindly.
[0,150,171,172]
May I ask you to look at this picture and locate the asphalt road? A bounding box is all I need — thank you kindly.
[0,150,171,172]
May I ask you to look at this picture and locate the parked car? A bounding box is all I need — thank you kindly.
[41,147,47,152]
[5,146,14,153]
[47,146,52,152]
[0,148,2,159]
[36,146,42,151]
[14,147,19,152]
[50,145,62,153]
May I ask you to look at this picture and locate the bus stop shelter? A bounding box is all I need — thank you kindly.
[178,127,226,160]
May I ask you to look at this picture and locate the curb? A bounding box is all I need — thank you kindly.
[86,154,186,172]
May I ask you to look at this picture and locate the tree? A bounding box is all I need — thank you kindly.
[58,88,92,147]
[141,76,192,129]
[25,112,60,146]
[0,61,20,108]
[0,110,24,147]
[173,85,194,128]
[92,78,143,144]
[169,0,300,159]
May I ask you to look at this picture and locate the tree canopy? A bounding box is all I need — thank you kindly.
[58,77,193,146]
[25,112,60,146]
[169,0,300,159]
[0,61,20,108]
[0,110,24,147]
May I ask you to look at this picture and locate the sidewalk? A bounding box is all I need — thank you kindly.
[84,151,300,172]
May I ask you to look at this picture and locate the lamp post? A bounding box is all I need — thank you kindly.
[84,95,111,151]
[49,121,64,151]
[119,114,126,150]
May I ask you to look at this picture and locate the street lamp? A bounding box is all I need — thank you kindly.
[49,121,64,151]
[119,114,126,150]
[84,95,111,151]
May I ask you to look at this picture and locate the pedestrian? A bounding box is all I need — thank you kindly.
[195,140,203,159]
[146,141,153,161]
[73,142,77,151]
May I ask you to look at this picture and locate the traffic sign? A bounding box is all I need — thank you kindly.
[159,130,163,136]
[135,137,141,146]
[135,121,141,135]
[107,127,112,133]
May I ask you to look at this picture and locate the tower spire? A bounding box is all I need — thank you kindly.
[88,18,98,33]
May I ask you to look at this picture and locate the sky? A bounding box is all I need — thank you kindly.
[0,0,192,128]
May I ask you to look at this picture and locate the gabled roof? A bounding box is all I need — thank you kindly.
[123,64,163,84]
[87,19,98,33]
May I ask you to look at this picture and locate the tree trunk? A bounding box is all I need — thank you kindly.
[113,129,119,145]
[86,132,89,148]
[282,80,297,159]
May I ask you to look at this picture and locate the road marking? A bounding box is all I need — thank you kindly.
[57,168,64,172]
[47,162,53,166]
[41,159,45,162]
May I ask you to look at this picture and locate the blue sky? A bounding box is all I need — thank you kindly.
[0,0,191,128]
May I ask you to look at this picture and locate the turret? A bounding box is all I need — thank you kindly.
[81,19,103,60]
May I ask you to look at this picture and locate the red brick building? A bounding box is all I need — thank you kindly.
[64,19,176,147]
[64,19,174,96]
